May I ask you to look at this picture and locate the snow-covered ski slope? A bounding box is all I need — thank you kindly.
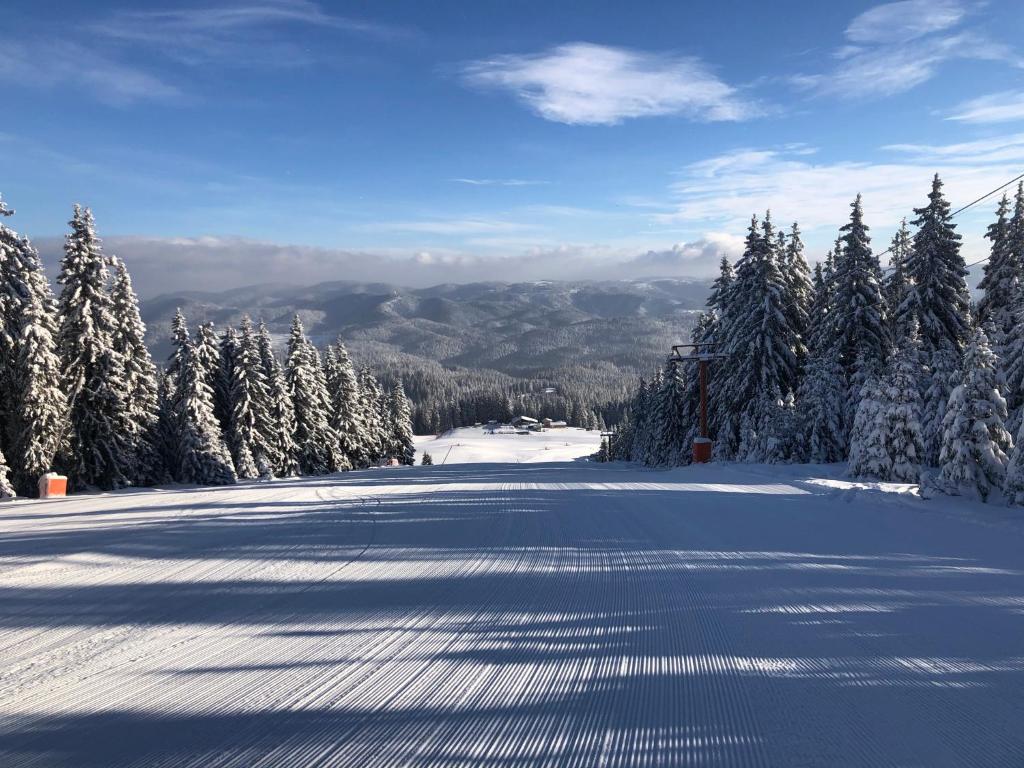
[1,431,1023,766]
[415,425,601,464]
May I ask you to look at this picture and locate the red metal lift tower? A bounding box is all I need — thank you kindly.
[670,343,728,463]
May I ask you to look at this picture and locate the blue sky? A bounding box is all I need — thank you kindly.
[2,0,1023,294]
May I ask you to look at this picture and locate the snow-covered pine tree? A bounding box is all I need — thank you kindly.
[167,309,190,387]
[0,445,15,500]
[325,340,367,467]
[10,287,68,493]
[882,322,926,483]
[109,258,164,485]
[0,199,68,494]
[650,359,690,467]
[154,372,180,480]
[193,322,222,398]
[902,174,971,360]
[761,389,801,464]
[781,222,812,368]
[716,213,799,459]
[225,318,274,479]
[387,382,416,466]
[796,346,846,463]
[848,373,891,480]
[977,194,1017,346]
[175,338,236,486]
[1005,420,1024,505]
[707,256,734,313]
[257,320,298,477]
[923,344,959,467]
[56,205,133,490]
[286,315,342,475]
[938,327,1012,501]
[215,326,238,438]
[883,218,913,338]
[834,194,888,429]
[358,367,388,465]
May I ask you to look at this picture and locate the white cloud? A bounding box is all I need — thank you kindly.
[655,135,1024,263]
[460,42,759,125]
[451,178,550,187]
[845,0,965,44]
[0,39,181,105]
[795,1,1021,99]
[947,91,1024,124]
[361,218,534,235]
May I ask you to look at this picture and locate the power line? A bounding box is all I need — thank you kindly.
[862,171,1024,273]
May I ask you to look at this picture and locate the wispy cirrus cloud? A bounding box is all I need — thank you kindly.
[946,91,1024,124]
[654,134,1024,260]
[95,0,407,67]
[451,178,550,187]
[3,1,402,105]
[460,42,761,125]
[794,1,1021,99]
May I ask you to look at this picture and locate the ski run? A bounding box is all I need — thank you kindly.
[0,427,1023,767]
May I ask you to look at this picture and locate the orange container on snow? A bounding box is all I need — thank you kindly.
[38,474,68,498]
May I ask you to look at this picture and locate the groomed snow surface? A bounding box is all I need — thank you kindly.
[1,427,1023,767]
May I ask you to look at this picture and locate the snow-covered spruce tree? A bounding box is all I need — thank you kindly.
[707,256,734,313]
[387,382,416,466]
[110,258,164,485]
[215,326,238,438]
[635,368,663,464]
[716,213,799,459]
[0,446,15,500]
[257,321,298,477]
[762,389,801,464]
[56,205,133,490]
[358,367,388,465]
[977,194,1018,346]
[155,372,181,480]
[286,315,343,475]
[781,222,812,368]
[193,322,222,399]
[0,200,67,493]
[796,346,846,463]
[883,218,913,338]
[833,194,888,429]
[938,328,1012,502]
[10,287,68,493]
[167,308,190,387]
[1005,420,1024,505]
[902,174,971,360]
[649,360,690,467]
[882,323,926,483]
[923,344,959,467]
[848,373,891,480]
[325,341,367,467]
[175,338,236,486]
[225,317,275,479]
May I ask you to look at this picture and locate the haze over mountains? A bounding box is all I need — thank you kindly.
[141,278,710,380]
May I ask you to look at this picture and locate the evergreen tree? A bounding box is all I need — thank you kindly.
[882,323,926,483]
[175,338,236,486]
[977,194,1017,344]
[225,318,274,479]
[923,344,959,466]
[10,288,68,493]
[781,222,813,367]
[325,340,366,467]
[167,309,190,387]
[903,174,971,358]
[56,206,133,490]
[421,452,433,466]
[939,328,1012,501]
[707,256,734,314]
[286,315,343,474]
[650,360,690,466]
[0,446,15,500]
[387,382,416,466]
[1004,420,1024,505]
[883,218,913,338]
[215,326,238,436]
[257,321,298,477]
[359,367,388,465]
[716,213,799,458]
[797,347,846,463]
[834,194,888,427]
[109,258,163,485]
[848,374,890,480]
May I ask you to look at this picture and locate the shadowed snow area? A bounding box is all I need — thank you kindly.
[0,432,1023,766]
